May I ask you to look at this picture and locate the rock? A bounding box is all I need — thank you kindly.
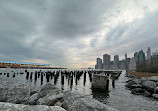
[154,87,158,94]
[37,83,60,99]
[133,79,142,84]
[130,84,142,89]
[37,93,63,106]
[140,77,147,82]
[63,90,117,111]
[29,93,38,105]
[142,81,157,92]
[131,88,145,95]
[143,91,151,97]
[0,80,29,104]
[152,94,158,99]
[30,90,38,96]
[125,81,136,88]
[0,102,66,111]
[147,76,158,82]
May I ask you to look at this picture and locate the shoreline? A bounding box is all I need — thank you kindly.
[125,72,158,100]
[129,71,158,77]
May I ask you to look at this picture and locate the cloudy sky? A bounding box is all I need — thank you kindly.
[0,0,158,68]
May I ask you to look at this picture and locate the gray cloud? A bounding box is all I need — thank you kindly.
[100,9,158,56]
[0,0,158,68]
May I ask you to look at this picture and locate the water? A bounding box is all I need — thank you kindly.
[0,69,157,111]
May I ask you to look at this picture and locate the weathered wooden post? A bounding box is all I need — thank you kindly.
[26,72,29,79]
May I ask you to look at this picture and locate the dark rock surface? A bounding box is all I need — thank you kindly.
[154,87,158,94]
[152,94,158,99]
[131,88,145,95]
[0,80,29,104]
[125,74,158,99]
[63,90,117,111]
[147,76,158,82]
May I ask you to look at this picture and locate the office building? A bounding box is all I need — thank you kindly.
[103,54,111,69]
[95,58,102,69]
[114,55,119,69]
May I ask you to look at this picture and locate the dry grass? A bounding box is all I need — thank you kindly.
[130,71,158,77]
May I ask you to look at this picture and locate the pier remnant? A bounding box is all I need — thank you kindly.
[92,74,109,91]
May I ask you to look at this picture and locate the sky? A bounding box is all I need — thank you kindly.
[0,0,158,68]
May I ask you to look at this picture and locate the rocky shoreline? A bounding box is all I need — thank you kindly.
[0,80,117,111]
[125,73,158,99]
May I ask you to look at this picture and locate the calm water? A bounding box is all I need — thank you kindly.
[0,69,157,111]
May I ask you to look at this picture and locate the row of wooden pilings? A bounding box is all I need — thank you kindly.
[0,69,122,91]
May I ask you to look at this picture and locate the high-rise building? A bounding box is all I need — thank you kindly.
[134,52,139,64]
[147,47,151,60]
[125,54,128,71]
[95,58,102,69]
[119,60,126,69]
[125,54,127,60]
[103,54,111,69]
[134,50,145,64]
[114,55,119,69]
[139,50,146,63]
[129,57,136,71]
[152,50,158,66]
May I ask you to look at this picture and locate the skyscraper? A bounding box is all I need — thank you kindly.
[95,58,102,69]
[139,50,146,63]
[103,54,110,69]
[114,55,119,69]
[134,50,145,64]
[147,47,151,60]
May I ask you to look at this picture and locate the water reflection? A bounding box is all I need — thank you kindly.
[111,77,116,88]
[92,88,109,102]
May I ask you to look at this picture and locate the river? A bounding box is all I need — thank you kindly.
[0,69,157,111]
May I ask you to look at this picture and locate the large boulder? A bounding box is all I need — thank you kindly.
[152,94,158,99]
[36,93,63,106]
[63,90,117,111]
[131,88,145,95]
[125,80,136,88]
[37,83,60,99]
[133,79,142,84]
[154,87,158,94]
[0,102,66,111]
[147,76,158,82]
[142,81,157,92]
[0,80,29,104]
[140,77,147,82]
[129,84,142,89]
[29,93,38,105]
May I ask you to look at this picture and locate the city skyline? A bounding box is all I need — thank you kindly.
[95,47,158,70]
[0,0,158,68]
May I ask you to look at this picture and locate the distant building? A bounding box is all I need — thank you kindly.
[152,50,158,66]
[147,47,151,60]
[129,57,136,71]
[114,55,119,69]
[134,52,139,64]
[103,54,111,70]
[139,50,146,63]
[134,50,145,64]
[125,54,127,60]
[110,61,114,70]
[125,54,128,71]
[95,58,102,69]
[126,58,131,71]
[119,60,126,70]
